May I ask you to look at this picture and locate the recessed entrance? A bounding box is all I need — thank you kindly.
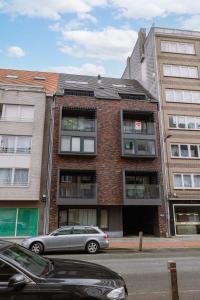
[123,206,159,236]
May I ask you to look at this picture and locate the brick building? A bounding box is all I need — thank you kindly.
[50,74,166,237]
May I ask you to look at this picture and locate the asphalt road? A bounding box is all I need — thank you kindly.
[45,249,200,300]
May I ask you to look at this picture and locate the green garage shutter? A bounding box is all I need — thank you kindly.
[16,208,38,237]
[0,208,17,236]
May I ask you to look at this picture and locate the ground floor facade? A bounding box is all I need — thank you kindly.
[0,201,44,237]
[58,205,164,237]
[169,200,200,236]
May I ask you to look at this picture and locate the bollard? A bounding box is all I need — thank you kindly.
[168,261,179,300]
[138,231,143,251]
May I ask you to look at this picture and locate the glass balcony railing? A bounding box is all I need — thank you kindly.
[123,122,155,135]
[60,183,96,199]
[125,184,159,199]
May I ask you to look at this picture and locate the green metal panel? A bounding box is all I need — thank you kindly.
[0,208,17,236]
[16,208,38,237]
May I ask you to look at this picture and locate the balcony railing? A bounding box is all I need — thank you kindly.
[123,122,155,135]
[60,183,96,199]
[125,184,159,199]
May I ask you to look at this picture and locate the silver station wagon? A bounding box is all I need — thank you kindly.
[21,226,109,254]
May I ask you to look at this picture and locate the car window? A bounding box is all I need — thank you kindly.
[0,259,18,282]
[54,228,72,236]
[72,228,86,234]
[85,228,99,234]
[1,245,49,276]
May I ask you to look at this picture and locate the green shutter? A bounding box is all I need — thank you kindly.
[0,208,17,236]
[16,208,38,237]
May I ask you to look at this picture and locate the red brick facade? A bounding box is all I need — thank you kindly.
[50,95,167,237]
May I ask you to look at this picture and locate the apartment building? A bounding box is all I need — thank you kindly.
[123,27,200,236]
[0,69,58,237]
[49,74,166,237]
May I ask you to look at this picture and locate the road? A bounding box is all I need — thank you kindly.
[45,249,200,300]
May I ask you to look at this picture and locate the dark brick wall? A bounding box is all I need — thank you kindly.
[50,95,167,236]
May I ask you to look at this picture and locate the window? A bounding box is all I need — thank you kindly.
[124,139,156,156]
[166,89,200,104]
[119,94,146,100]
[0,135,31,153]
[161,41,195,54]
[0,104,34,122]
[163,65,198,78]
[171,144,200,159]
[0,208,38,237]
[174,174,200,189]
[100,209,108,229]
[0,260,18,282]
[68,209,97,226]
[0,168,29,186]
[123,119,154,134]
[64,90,94,97]
[60,136,95,154]
[168,115,200,130]
[62,116,95,132]
[54,228,72,236]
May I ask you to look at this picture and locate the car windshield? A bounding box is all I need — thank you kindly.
[1,244,49,276]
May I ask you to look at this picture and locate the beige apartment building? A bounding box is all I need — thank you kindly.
[123,27,200,236]
[0,69,58,237]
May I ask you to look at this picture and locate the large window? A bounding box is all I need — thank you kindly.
[0,135,31,153]
[166,89,200,104]
[171,144,200,158]
[163,64,198,78]
[174,174,200,189]
[0,168,29,186]
[0,208,38,237]
[161,41,195,55]
[168,115,200,130]
[0,104,34,122]
[123,119,154,134]
[62,116,95,132]
[61,136,95,153]
[124,139,156,156]
[175,206,200,235]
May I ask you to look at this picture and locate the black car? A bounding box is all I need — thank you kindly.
[0,240,128,300]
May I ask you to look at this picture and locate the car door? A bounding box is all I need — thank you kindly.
[70,227,87,250]
[0,258,39,300]
[45,227,73,251]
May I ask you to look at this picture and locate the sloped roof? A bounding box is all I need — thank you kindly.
[0,69,59,95]
[57,73,155,101]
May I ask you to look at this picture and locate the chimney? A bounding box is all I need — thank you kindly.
[97,74,102,84]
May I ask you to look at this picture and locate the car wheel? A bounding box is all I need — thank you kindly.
[86,241,99,254]
[30,242,44,254]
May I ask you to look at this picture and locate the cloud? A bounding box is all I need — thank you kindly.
[110,0,200,20]
[182,15,200,31]
[0,0,107,20]
[48,63,106,76]
[6,46,26,57]
[59,26,137,61]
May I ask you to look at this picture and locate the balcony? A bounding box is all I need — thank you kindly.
[124,172,161,205]
[57,170,97,205]
[121,110,157,158]
[59,107,96,155]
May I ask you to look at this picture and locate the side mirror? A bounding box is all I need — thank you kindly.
[8,274,27,291]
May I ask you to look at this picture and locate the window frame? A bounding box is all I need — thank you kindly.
[0,104,34,122]
[60,136,95,154]
[173,173,200,189]
[171,143,200,159]
[161,41,195,55]
[0,135,32,154]
[168,115,200,131]
[163,64,198,79]
[0,168,29,186]
[165,89,200,104]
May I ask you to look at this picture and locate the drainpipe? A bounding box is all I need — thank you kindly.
[153,28,171,237]
[43,94,56,234]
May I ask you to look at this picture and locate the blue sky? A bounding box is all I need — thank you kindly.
[0,0,200,78]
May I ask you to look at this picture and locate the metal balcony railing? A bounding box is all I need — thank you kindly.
[60,183,96,199]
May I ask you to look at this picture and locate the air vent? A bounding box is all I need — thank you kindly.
[119,93,146,100]
[112,84,127,88]
[5,74,18,79]
[34,76,46,80]
[65,80,88,85]
[64,90,94,97]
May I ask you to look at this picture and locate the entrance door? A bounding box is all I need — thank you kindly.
[123,206,158,236]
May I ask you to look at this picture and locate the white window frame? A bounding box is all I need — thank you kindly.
[163,64,198,78]
[0,168,29,187]
[0,135,32,154]
[0,104,34,122]
[171,144,200,159]
[165,89,200,104]
[173,173,200,189]
[161,41,195,55]
[168,115,200,130]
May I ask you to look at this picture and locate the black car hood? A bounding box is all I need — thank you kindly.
[45,258,121,281]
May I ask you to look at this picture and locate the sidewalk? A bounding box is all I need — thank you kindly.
[109,236,200,250]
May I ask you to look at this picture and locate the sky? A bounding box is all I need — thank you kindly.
[1,0,200,78]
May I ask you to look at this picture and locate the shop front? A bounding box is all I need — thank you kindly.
[173,204,200,235]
